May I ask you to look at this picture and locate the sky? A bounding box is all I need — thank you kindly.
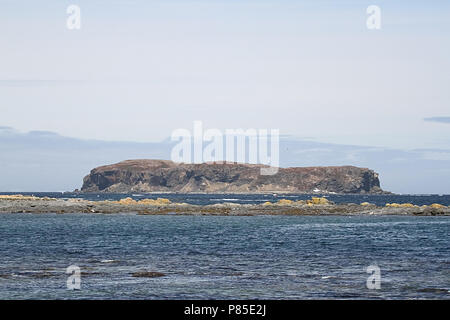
[0,0,450,193]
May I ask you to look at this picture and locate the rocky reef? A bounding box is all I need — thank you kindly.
[80,160,385,194]
[0,195,448,216]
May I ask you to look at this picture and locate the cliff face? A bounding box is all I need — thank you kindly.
[80,160,384,194]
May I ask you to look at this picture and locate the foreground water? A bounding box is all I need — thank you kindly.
[0,214,448,299]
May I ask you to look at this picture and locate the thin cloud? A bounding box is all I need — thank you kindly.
[0,80,86,87]
[424,117,450,124]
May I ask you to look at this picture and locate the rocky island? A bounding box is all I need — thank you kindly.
[5,160,446,216]
[80,160,385,194]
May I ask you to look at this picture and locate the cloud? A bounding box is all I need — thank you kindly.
[0,80,86,87]
[424,117,450,124]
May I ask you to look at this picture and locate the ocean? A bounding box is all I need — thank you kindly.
[0,193,449,299]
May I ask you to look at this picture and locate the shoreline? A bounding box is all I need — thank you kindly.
[75,190,393,195]
[2,191,395,195]
[0,195,448,216]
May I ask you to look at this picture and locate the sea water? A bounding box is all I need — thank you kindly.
[0,206,449,299]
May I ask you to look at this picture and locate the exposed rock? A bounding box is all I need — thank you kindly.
[386,203,417,208]
[0,194,56,201]
[0,196,448,215]
[307,197,331,205]
[80,160,385,194]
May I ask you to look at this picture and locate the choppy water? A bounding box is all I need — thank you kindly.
[0,214,448,299]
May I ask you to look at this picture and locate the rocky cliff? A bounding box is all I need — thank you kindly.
[80,160,384,194]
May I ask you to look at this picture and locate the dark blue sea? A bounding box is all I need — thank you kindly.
[0,193,449,299]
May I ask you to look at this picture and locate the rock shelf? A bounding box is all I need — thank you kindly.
[0,195,448,216]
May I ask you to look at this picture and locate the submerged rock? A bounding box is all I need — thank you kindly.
[418,288,449,294]
[131,271,166,278]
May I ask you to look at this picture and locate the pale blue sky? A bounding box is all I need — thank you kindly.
[1,0,449,146]
[0,1,450,192]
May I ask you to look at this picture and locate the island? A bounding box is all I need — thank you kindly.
[2,160,447,215]
[80,160,385,194]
